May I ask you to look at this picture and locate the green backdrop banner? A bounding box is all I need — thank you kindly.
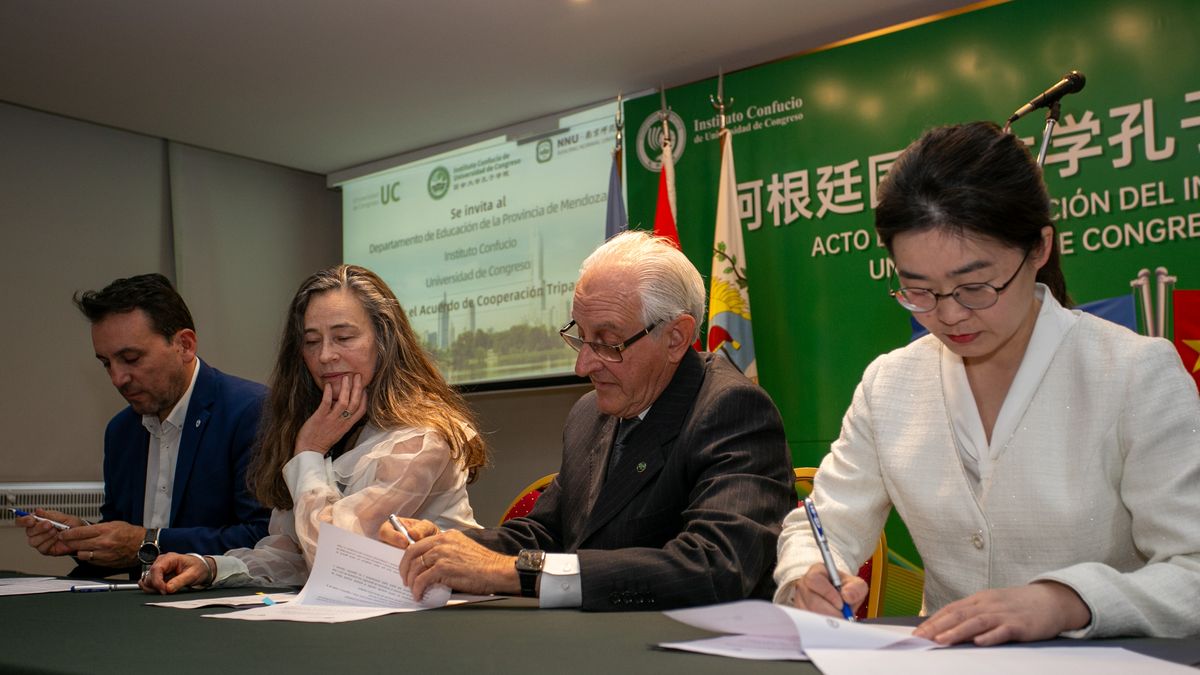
[626,0,1198,461]
[624,0,1199,565]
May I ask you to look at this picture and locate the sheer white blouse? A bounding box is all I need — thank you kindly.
[212,424,480,587]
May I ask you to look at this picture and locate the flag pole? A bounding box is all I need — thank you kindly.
[709,69,733,131]
[658,86,671,148]
[1131,269,1154,336]
[1156,267,1177,339]
[613,92,623,181]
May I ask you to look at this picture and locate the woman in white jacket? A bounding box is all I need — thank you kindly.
[773,121,1200,645]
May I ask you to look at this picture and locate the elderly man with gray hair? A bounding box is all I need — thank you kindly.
[382,230,794,610]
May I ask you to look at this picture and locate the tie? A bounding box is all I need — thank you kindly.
[607,417,640,478]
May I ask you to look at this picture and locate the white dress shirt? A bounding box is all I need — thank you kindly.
[140,359,200,529]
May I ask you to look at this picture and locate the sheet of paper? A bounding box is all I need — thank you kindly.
[664,600,937,652]
[206,603,406,623]
[0,577,79,596]
[659,634,810,661]
[146,592,296,609]
[153,591,491,612]
[291,522,449,609]
[205,523,449,623]
[805,647,1197,675]
[447,593,502,606]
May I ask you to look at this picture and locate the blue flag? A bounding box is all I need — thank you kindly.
[1074,294,1137,332]
[604,152,627,240]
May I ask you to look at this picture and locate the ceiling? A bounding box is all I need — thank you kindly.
[0,0,978,177]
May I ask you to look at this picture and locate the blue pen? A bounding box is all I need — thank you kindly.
[10,508,70,531]
[388,514,416,544]
[803,497,855,621]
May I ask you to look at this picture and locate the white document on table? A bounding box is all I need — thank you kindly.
[146,592,297,609]
[659,599,936,660]
[205,523,451,623]
[805,647,1196,675]
[659,634,810,661]
[0,577,80,596]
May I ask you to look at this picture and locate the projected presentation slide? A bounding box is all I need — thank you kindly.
[342,105,618,386]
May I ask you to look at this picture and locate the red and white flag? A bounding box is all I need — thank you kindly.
[653,135,679,245]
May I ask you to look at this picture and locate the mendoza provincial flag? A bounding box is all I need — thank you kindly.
[707,128,757,382]
[653,135,680,245]
[604,150,627,239]
[1172,289,1200,391]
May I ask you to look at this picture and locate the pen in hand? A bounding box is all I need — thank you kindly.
[10,509,71,531]
[388,514,416,545]
[803,497,855,621]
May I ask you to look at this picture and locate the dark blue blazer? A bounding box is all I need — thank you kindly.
[100,360,270,554]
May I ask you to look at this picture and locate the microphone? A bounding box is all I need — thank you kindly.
[1007,70,1087,123]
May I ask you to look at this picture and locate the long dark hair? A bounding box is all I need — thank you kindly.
[875,121,1071,306]
[249,265,488,510]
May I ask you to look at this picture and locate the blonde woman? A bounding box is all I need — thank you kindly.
[143,265,485,592]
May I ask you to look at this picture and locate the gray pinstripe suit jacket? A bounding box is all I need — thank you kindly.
[469,349,794,610]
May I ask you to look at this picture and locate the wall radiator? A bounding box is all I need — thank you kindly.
[0,482,105,524]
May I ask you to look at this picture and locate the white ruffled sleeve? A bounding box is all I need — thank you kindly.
[211,426,478,588]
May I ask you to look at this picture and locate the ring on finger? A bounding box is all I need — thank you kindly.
[340,410,352,419]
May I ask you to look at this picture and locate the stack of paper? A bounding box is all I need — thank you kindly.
[147,592,297,609]
[203,523,452,623]
[660,600,935,660]
[0,577,80,596]
[660,600,1193,674]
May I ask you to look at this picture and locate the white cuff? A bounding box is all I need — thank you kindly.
[211,555,252,588]
[282,451,331,500]
[538,553,582,608]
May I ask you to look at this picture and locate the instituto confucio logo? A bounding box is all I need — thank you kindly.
[635,110,687,172]
[536,139,553,163]
[427,166,450,200]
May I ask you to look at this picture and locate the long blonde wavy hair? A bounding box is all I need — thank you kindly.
[249,264,487,510]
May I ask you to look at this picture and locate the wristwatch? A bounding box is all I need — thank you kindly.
[514,549,545,598]
[137,528,161,566]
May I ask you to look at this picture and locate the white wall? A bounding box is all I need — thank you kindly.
[168,142,341,383]
[0,104,591,575]
[0,103,336,573]
[1,103,176,483]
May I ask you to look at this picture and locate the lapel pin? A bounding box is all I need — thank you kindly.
[195,420,201,428]
[636,462,647,473]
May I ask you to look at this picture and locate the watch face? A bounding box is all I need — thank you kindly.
[137,543,159,565]
[516,549,545,572]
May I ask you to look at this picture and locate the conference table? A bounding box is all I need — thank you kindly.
[2,574,1197,674]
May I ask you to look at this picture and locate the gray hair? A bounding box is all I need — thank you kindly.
[579,230,706,342]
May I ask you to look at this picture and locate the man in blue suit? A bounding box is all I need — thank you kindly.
[18,274,270,578]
